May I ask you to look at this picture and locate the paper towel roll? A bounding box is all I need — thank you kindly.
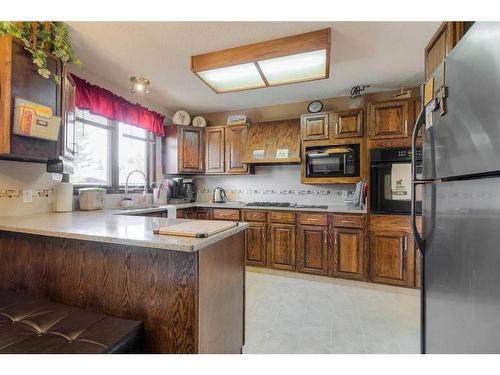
[55,182,73,212]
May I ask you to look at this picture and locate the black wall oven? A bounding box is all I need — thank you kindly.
[305,144,360,178]
[370,147,422,214]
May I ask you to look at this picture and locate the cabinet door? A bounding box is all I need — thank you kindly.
[246,223,267,267]
[369,100,410,140]
[184,208,196,219]
[333,110,363,138]
[332,227,365,280]
[297,225,329,276]
[268,223,296,271]
[226,125,248,174]
[205,126,225,174]
[369,230,412,287]
[61,71,76,160]
[425,22,466,80]
[179,127,204,173]
[196,208,211,220]
[300,113,330,141]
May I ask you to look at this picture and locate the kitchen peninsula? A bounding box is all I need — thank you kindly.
[0,211,248,354]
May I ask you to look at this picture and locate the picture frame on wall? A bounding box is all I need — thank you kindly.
[227,114,246,126]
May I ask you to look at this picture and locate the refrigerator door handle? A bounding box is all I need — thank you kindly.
[412,107,430,254]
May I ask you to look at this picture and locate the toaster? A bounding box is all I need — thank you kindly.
[78,188,106,210]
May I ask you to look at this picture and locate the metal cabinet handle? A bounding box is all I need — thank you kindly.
[341,220,356,224]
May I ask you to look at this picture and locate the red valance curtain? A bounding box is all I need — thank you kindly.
[71,74,165,137]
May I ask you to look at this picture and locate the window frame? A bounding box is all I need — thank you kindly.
[72,109,156,193]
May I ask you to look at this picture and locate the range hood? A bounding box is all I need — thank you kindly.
[242,119,301,164]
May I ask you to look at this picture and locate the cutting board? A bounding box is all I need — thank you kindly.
[154,220,239,238]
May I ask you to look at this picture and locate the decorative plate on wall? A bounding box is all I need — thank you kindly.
[192,116,207,127]
[172,110,191,125]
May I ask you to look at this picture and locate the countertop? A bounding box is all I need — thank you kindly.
[0,210,248,252]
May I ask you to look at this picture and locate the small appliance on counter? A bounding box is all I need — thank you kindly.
[166,177,191,204]
[78,187,106,211]
[212,187,227,203]
[54,182,73,212]
[183,178,197,202]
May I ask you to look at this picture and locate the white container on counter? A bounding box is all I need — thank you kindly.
[78,188,106,210]
[54,182,73,212]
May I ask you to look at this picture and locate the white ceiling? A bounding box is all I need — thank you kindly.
[67,22,440,114]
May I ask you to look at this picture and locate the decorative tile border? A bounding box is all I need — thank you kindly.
[197,188,354,197]
[0,189,52,199]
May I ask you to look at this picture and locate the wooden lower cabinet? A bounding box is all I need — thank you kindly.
[369,230,414,287]
[245,223,267,267]
[196,208,211,220]
[297,225,329,276]
[332,227,365,280]
[268,223,296,271]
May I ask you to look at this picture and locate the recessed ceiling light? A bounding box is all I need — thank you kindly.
[191,28,331,94]
[197,63,266,93]
[257,49,327,86]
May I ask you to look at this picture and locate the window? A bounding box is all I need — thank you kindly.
[118,122,154,186]
[72,108,156,190]
[72,109,112,185]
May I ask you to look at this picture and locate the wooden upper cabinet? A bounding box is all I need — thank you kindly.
[425,22,468,80]
[368,100,412,140]
[332,227,365,280]
[162,125,204,175]
[205,126,225,174]
[179,126,204,173]
[300,112,330,141]
[60,70,76,161]
[226,125,248,174]
[246,222,267,267]
[333,109,363,138]
[0,36,62,160]
[369,230,413,287]
[297,225,329,276]
[268,223,296,271]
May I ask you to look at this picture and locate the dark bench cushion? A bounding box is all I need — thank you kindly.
[0,289,143,354]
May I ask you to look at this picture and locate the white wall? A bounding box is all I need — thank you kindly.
[194,164,355,205]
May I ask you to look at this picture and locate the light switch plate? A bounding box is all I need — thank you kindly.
[23,190,33,203]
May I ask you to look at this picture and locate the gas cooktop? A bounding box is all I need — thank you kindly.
[244,202,328,209]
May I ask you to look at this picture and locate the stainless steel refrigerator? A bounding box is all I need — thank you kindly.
[412,22,500,354]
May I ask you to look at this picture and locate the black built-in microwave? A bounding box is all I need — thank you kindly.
[305,144,360,178]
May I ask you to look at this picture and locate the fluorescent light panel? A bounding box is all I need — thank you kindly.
[197,63,265,93]
[257,49,327,85]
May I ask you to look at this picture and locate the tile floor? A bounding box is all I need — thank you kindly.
[243,267,420,354]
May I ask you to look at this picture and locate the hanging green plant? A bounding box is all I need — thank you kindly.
[0,21,81,83]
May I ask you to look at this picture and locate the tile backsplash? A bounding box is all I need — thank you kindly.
[194,164,356,205]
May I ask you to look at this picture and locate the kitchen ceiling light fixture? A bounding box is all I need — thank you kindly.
[191,28,331,94]
[130,76,151,94]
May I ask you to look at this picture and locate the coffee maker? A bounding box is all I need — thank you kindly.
[183,178,196,202]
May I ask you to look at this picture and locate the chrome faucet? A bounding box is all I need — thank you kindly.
[124,169,148,196]
[121,170,148,208]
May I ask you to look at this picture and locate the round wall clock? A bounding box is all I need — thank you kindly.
[308,100,324,113]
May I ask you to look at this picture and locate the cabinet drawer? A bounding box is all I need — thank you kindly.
[299,213,328,226]
[242,210,267,222]
[269,211,295,224]
[212,208,240,221]
[332,214,365,228]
